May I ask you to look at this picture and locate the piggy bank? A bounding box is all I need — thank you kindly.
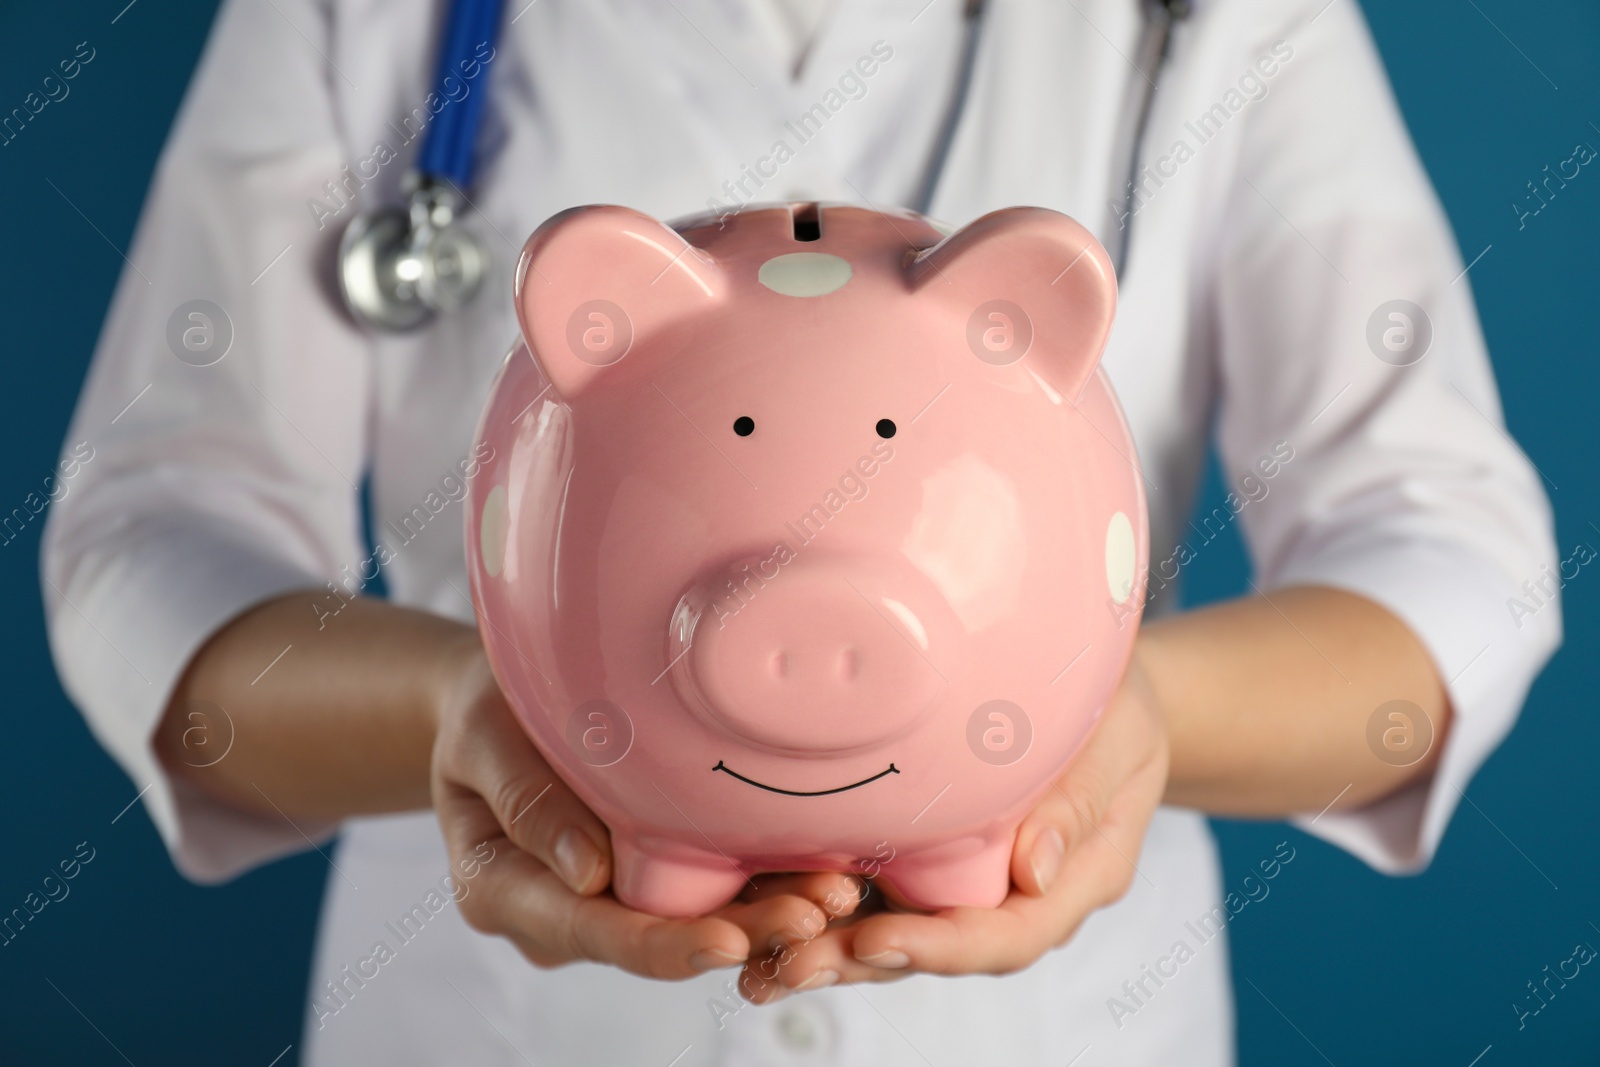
[466,202,1148,917]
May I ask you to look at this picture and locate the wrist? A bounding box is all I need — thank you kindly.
[1126,628,1181,789]
[1125,632,1170,728]
[429,626,492,737]
[1133,611,1223,809]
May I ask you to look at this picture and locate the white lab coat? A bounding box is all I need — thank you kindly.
[43,0,1561,1063]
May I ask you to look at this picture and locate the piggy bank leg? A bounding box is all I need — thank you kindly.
[878,835,1013,911]
[610,838,748,918]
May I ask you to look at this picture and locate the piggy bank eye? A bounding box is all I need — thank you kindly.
[875,419,896,439]
[733,416,755,437]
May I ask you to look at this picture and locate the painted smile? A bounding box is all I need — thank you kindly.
[712,760,900,797]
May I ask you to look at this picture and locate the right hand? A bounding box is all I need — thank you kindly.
[429,642,862,982]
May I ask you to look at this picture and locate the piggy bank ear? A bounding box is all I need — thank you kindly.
[909,207,1116,399]
[515,205,726,399]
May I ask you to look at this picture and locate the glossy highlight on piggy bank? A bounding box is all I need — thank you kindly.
[466,202,1148,917]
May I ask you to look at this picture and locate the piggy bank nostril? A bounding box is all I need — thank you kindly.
[837,647,860,682]
[768,650,788,679]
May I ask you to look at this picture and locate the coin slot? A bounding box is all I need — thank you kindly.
[791,203,822,242]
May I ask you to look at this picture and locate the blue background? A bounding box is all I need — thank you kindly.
[1,2,1595,1064]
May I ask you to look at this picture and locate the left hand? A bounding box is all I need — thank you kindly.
[736,645,1170,1000]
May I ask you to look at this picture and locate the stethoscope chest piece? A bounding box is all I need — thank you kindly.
[339,179,488,333]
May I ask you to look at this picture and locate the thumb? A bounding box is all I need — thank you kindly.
[442,687,614,896]
[1010,741,1119,897]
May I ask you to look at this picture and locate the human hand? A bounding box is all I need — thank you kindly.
[736,646,1170,998]
[430,643,861,980]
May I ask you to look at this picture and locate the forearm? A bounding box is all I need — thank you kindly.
[1146,585,1449,816]
[155,589,479,821]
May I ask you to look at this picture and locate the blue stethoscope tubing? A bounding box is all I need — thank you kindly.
[417,0,506,188]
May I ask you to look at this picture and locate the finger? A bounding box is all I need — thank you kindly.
[445,697,614,896]
[566,893,752,980]
[857,810,1150,975]
[737,925,912,1000]
[442,786,752,978]
[435,771,516,872]
[467,840,752,978]
[847,904,1045,977]
[1010,785,1089,897]
[738,872,868,921]
[1011,701,1156,896]
[717,892,836,957]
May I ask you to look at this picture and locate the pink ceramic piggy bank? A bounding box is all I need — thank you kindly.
[466,202,1147,918]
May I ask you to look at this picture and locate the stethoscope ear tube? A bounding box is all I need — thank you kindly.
[911,0,1187,284]
[338,0,506,333]
[911,0,988,218]
[1109,0,1190,279]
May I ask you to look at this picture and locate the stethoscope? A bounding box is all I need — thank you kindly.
[338,0,505,332]
[338,0,1188,333]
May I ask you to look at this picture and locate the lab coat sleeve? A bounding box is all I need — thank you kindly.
[1208,2,1560,871]
[41,0,372,882]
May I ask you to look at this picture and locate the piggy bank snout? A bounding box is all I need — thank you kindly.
[671,558,948,754]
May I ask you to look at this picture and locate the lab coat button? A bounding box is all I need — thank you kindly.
[775,1004,822,1052]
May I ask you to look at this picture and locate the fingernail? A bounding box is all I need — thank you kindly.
[739,976,784,1004]
[796,969,839,990]
[690,948,746,972]
[1031,827,1066,894]
[857,948,910,969]
[742,978,789,1004]
[552,828,600,892]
